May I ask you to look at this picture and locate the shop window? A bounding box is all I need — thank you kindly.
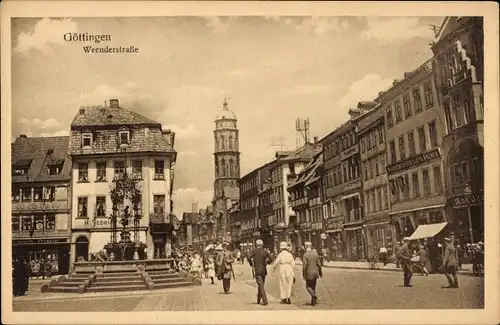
[96,162,107,181]
[22,188,32,202]
[78,163,89,182]
[12,217,20,232]
[46,214,56,230]
[78,197,88,218]
[96,196,106,217]
[33,187,43,201]
[12,185,20,201]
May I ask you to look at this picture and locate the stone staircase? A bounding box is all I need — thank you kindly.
[145,267,196,290]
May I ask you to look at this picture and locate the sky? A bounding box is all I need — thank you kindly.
[11,16,444,216]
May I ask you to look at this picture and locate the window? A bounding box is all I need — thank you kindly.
[428,121,438,148]
[433,165,442,194]
[398,136,406,160]
[114,161,125,178]
[417,127,426,153]
[82,133,92,147]
[78,197,88,218]
[34,215,44,231]
[422,169,431,196]
[22,188,32,202]
[413,88,423,112]
[154,160,165,179]
[96,196,106,217]
[424,82,434,107]
[364,165,369,180]
[33,187,43,201]
[464,90,475,123]
[371,191,376,211]
[367,133,372,149]
[378,127,384,144]
[461,160,470,182]
[153,195,166,215]
[387,107,394,128]
[132,160,142,179]
[12,217,20,232]
[46,214,56,230]
[453,163,462,184]
[403,94,412,118]
[407,131,416,156]
[119,131,130,145]
[44,186,55,201]
[12,185,20,201]
[78,163,89,182]
[380,156,386,171]
[394,100,402,123]
[342,162,347,183]
[412,172,420,198]
[384,186,389,209]
[47,161,64,175]
[403,174,410,200]
[377,189,382,211]
[375,157,380,176]
[453,94,465,127]
[443,101,454,133]
[360,138,365,153]
[389,140,397,164]
[369,162,374,179]
[96,162,106,181]
[22,216,32,231]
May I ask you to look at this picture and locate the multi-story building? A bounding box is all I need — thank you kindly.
[288,148,324,251]
[11,135,72,274]
[320,120,363,261]
[258,158,279,250]
[69,99,177,261]
[430,17,484,245]
[382,61,447,240]
[212,99,240,242]
[350,101,393,259]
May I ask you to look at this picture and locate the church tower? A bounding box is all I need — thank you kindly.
[212,97,240,241]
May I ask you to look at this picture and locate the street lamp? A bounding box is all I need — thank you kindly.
[464,184,474,244]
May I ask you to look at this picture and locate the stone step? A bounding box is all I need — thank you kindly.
[152,278,187,285]
[57,282,84,287]
[65,277,90,282]
[86,284,148,293]
[149,274,181,280]
[153,281,195,290]
[95,275,143,282]
[46,286,80,293]
[92,279,145,286]
[95,272,142,278]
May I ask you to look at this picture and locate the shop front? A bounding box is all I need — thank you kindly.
[343,222,365,261]
[390,204,447,242]
[298,221,312,247]
[364,221,398,260]
[13,237,71,275]
[324,216,344,260]
[448,192,484,245]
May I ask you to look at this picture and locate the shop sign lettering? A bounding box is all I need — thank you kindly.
[14,238,68,245]
[387,149,440,174]
[84,218,111,227]
[452,194,484,207]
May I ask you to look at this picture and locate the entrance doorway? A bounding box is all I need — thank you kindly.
[75,236,89,261]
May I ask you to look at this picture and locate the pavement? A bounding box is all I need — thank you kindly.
[12,262,483,311]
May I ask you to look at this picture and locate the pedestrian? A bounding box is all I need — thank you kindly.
[216,243,234,294]
[302,241,323,306]
[379,246,388,266]
[249,239,273,306]
[418,245,429,276]
[394,242,401,268]
[272,241,295,304]
[398,237,413,287]
[207,257,216,284]
[442,237,459,288]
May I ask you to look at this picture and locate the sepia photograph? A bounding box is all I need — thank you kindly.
[1,1,498,324]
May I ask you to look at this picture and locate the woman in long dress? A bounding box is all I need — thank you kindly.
[272,242,295,304]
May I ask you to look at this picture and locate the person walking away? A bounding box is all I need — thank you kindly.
[442,237,459,288]
[207,257,216,284]
[272,242,295,304]
[216,243,234,294]
[418,245,429,276]
[394,242,401,268]
[302,242,323,306]
[214,244,224,278]
[379,246,388,266]
[249,239,272,306]
[398,237,413,287]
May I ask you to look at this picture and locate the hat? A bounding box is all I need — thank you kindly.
[402,237,410,241]
[279,241,289,250]
[256,239,263,246]
[304,241,312,246]
[478,241,484,245]
[444,237,451,242]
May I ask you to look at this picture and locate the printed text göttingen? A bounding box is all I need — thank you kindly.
[63,33,139,54]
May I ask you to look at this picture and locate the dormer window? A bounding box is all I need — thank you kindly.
[47,159,64,175]
[118,130,130,145]
[82,133,93,147]
[12,159,32,176]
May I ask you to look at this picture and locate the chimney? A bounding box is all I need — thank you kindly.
[313,136,318,144]
[79,108,86,115]
[109,99,119,108]
[162,129,176,148]
[192,202,198,213]
[19,134,27,138]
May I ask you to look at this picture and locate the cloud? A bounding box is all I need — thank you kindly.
[172,187,213,216]
[360,17,431,42]
[40,130,70,137]
[163,124,202,139]
[338,74,394,110]
[14,18,78,55]
[296,17,348,34]
[18,117,62,130]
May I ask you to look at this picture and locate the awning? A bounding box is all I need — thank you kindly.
[340,192,360,201]
[408,222,448,240]
[326,229,342,233]
[364,221,389,228]
[389,204,445,216]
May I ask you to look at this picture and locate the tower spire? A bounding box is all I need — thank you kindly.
[223,95,230,110]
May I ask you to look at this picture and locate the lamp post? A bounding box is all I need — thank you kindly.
[464,185,474,244]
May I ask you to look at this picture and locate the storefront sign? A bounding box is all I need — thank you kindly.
[13,238,69,245]
[387,149,440,174]
[341,146,359,161]
[451,194,484,208]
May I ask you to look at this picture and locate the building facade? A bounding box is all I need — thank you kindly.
[236,166,263,248]
[381,61,447,241]
[212,99,240,242]
[69,99,177,261]
[351,101,393,259]
[11,135,72,274]
[320,120,364,261]
[430,16,484,245]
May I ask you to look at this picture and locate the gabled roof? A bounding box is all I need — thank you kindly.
[11,136,71,183]
[71,105,161,128]
[288,152,323,189]
[281,142,322,163]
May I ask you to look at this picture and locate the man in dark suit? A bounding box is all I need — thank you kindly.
[302,241,322,306]
[398,237,413,287]
[442,237,459,288]
[248,239,272,305]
